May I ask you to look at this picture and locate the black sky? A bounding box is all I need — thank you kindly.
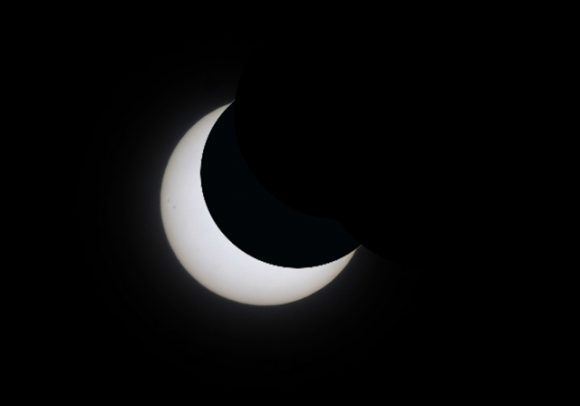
[18,14,515,395]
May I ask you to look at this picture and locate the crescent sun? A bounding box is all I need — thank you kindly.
[161,104,357,306]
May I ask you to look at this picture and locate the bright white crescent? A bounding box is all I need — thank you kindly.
[160,104,356,306]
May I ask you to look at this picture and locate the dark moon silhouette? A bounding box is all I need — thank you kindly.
[201,103,359,268]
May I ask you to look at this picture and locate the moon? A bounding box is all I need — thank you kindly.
[161,104,356,306]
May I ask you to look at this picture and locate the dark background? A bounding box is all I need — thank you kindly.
[22,14,514,393]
